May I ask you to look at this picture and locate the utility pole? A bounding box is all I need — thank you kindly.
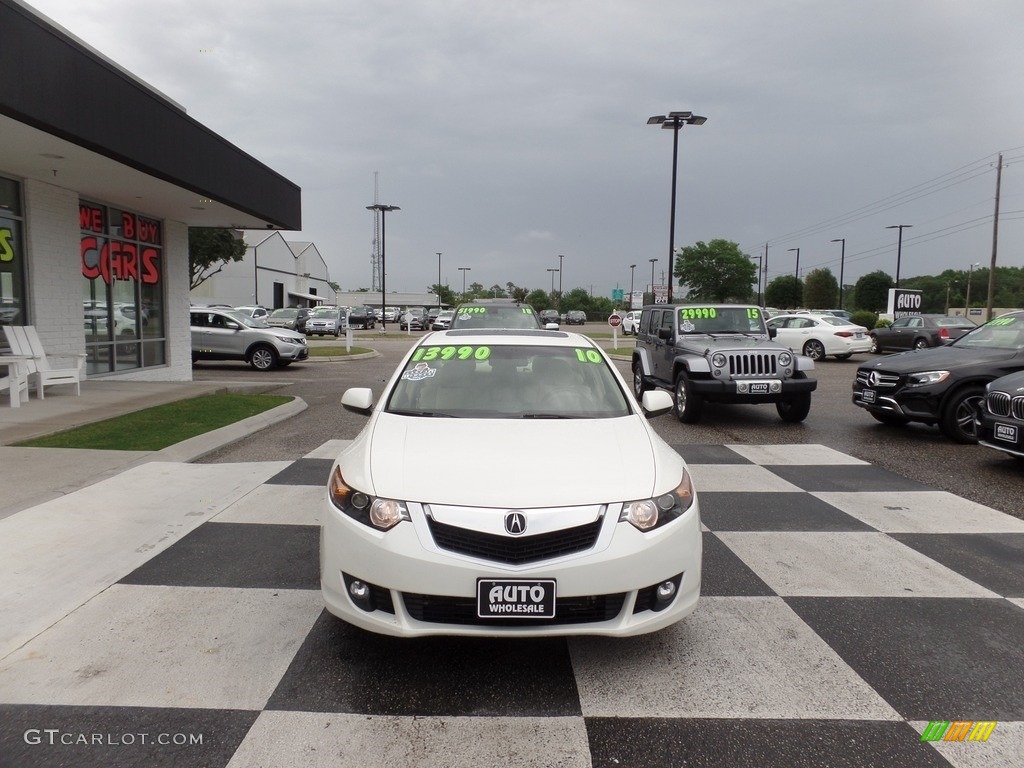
[985,153,1003,322]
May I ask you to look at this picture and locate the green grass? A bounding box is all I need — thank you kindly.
[15,393,292,451]
[307,345,372,356]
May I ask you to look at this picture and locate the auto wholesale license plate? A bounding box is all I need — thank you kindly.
[748,382,770,395]
[477,579,556,619]
[994,423,1019,443]
[862,389,877,404]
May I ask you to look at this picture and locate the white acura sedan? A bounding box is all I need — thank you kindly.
[321,329,702,637]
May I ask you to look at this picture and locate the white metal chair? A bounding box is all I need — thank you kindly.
[2,325,85,399]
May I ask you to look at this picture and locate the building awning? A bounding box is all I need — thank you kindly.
[288,291,324,304]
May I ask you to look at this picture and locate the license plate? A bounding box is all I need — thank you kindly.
[477,579,556,619]
[855,332,864,339]
[862,389,877,404]
[749,382,770,395]
[995,423,1019,443]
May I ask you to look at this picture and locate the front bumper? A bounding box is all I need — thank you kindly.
[689,377,817,404]
[851,381,941,423]
[975,412,1024,458]
[278,343,309,362]
[320,498,702,637]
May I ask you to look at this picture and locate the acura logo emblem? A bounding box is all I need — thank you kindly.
[504,511,527,536]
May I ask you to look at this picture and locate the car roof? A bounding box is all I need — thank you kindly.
[425,329,587,347]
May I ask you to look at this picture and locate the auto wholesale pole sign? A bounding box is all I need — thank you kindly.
[887,288,923,320]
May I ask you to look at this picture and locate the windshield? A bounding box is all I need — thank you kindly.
[451,305,542,329]
[312,308,340,318]
[271,309,298,318]
[677,306,766,334]
[225,310,266,328]
[385,343,631,419]
[951,314,1024,349]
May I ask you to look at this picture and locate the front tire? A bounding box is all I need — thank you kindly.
[674,372,704,423]
[939,385,984,443]
[249,344,278,371]
[803,339,826,361]
[776,393,811,422]
[632,362,650,400]
[869,335,881,354]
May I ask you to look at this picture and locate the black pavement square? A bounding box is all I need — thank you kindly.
[891,533,1024,598]
[119,522,319,589]
[700,491,876,532]
[266,610,583,717]
[700,532,776,596]
[671,444,753,464]
[264,458,334,486]
[0,704,257,768]
[786,596,1024,720]
[767,464,932,493]
[585,717,952,768]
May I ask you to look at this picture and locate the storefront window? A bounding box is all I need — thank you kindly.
[80,200,165,373]
[0,176,26,338]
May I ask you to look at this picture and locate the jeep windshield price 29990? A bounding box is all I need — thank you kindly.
[631,304,818,423]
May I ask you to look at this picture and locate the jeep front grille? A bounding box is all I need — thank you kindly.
[726,352,778,377]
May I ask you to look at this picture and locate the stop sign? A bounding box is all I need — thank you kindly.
[608,313,622,328]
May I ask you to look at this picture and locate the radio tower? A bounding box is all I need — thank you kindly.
[370,172,381,292]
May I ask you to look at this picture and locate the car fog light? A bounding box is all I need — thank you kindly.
[349,580,370,601]
[656,580,677,604]
[771,381,782,393]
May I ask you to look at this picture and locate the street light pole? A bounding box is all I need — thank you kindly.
[647,111,707,304]
[965,262,980,315]
[830,238,846,308]
[436,252,442,311]
[788,248,800,279]
[649,258,658,302]
[750,254,763,306]
[547,268,559,294]
[629,264,636,309]
[366,203,399,330]
[557,254,564,308]
[886,225,912,286]
[458,267,470,296]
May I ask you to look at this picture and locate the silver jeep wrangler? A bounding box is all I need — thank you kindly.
[631,304,817,423]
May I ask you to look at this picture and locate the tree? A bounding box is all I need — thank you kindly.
[853,270,893,312]
[188,228,246,290]
[428,283,457,306]
[675,240,758,302]
[803,268,839,309]
[525,288,550,309]
[509,285,530,302]
[765,275,803,309]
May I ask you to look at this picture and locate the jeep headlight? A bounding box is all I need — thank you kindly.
[779,352,793,367]
[711,353,727,369]
[620,473,695,532]
[905,370,950,387]
[329,466,410,530]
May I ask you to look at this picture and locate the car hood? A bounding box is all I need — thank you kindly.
[682,334,773,349]
[338,413,684,508]
[859,345,1020,373]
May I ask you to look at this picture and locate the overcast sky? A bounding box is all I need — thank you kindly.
[29,0,1024,300]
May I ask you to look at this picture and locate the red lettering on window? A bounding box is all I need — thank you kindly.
[141,247,160,284]
[138,219,161,244]
[108,241,139,281]
[79,205,104,233]
[81,236,100,279]
[121,212,136,239]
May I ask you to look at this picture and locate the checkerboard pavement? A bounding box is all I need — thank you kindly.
[1,441,1022,767]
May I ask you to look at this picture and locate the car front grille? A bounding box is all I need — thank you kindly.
[856,370,900,388]
[426,518,603,565]
[726,352,778,377]
[402,592,625,626]
[987,391,1024,419]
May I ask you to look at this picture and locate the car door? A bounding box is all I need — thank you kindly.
[652,309,675,384]
[768,317,798,352]
[205,312,244,356]
[888,317,915,350]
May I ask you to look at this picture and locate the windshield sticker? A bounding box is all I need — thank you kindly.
[402,363,437,381]
[746,308,761,319]
[680,307,718,319]
[456,307,533,315]
[681,320,695,333]
[411,345,491,362]
[987,316,1019,327]
[574,349,603,364]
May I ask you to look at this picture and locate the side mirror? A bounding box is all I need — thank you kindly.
[658,327,673,340]
[768,326,777,339]
[641,389,674,417]
[341,387,375,415]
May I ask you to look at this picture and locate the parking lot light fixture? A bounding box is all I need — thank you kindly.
[458,266,471,296]
[366,203,400,329]
[830,238,846,308]
[647,110,707,303]
[886,225,912,285]
[788,248,800,279]
[629,264,637,309]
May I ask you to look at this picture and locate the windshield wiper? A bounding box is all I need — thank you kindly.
[521,413,572,419]
[388,409,457,418]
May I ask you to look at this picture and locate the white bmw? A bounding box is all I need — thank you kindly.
[321,329,702,637]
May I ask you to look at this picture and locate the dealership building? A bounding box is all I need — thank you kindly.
[0,0,301,381]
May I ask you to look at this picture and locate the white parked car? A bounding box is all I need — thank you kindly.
[621,310,642,335]
[321,329,702,637]
[767,313,872,360]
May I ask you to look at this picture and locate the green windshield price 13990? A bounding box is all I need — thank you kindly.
[411,346,491,362]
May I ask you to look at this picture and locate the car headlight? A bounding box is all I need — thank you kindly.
[273,334,297,345]
[619,472,695,532]
[905,370,950,387]
[779,352,793,367]
[711,353,727,369]
[329,466,410,530]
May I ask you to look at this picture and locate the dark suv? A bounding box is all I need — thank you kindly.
[853,310,1024,443]
[632,304,817,423]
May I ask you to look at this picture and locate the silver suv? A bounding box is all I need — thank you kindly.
[191,308,308,371]
[632,303,817,422]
